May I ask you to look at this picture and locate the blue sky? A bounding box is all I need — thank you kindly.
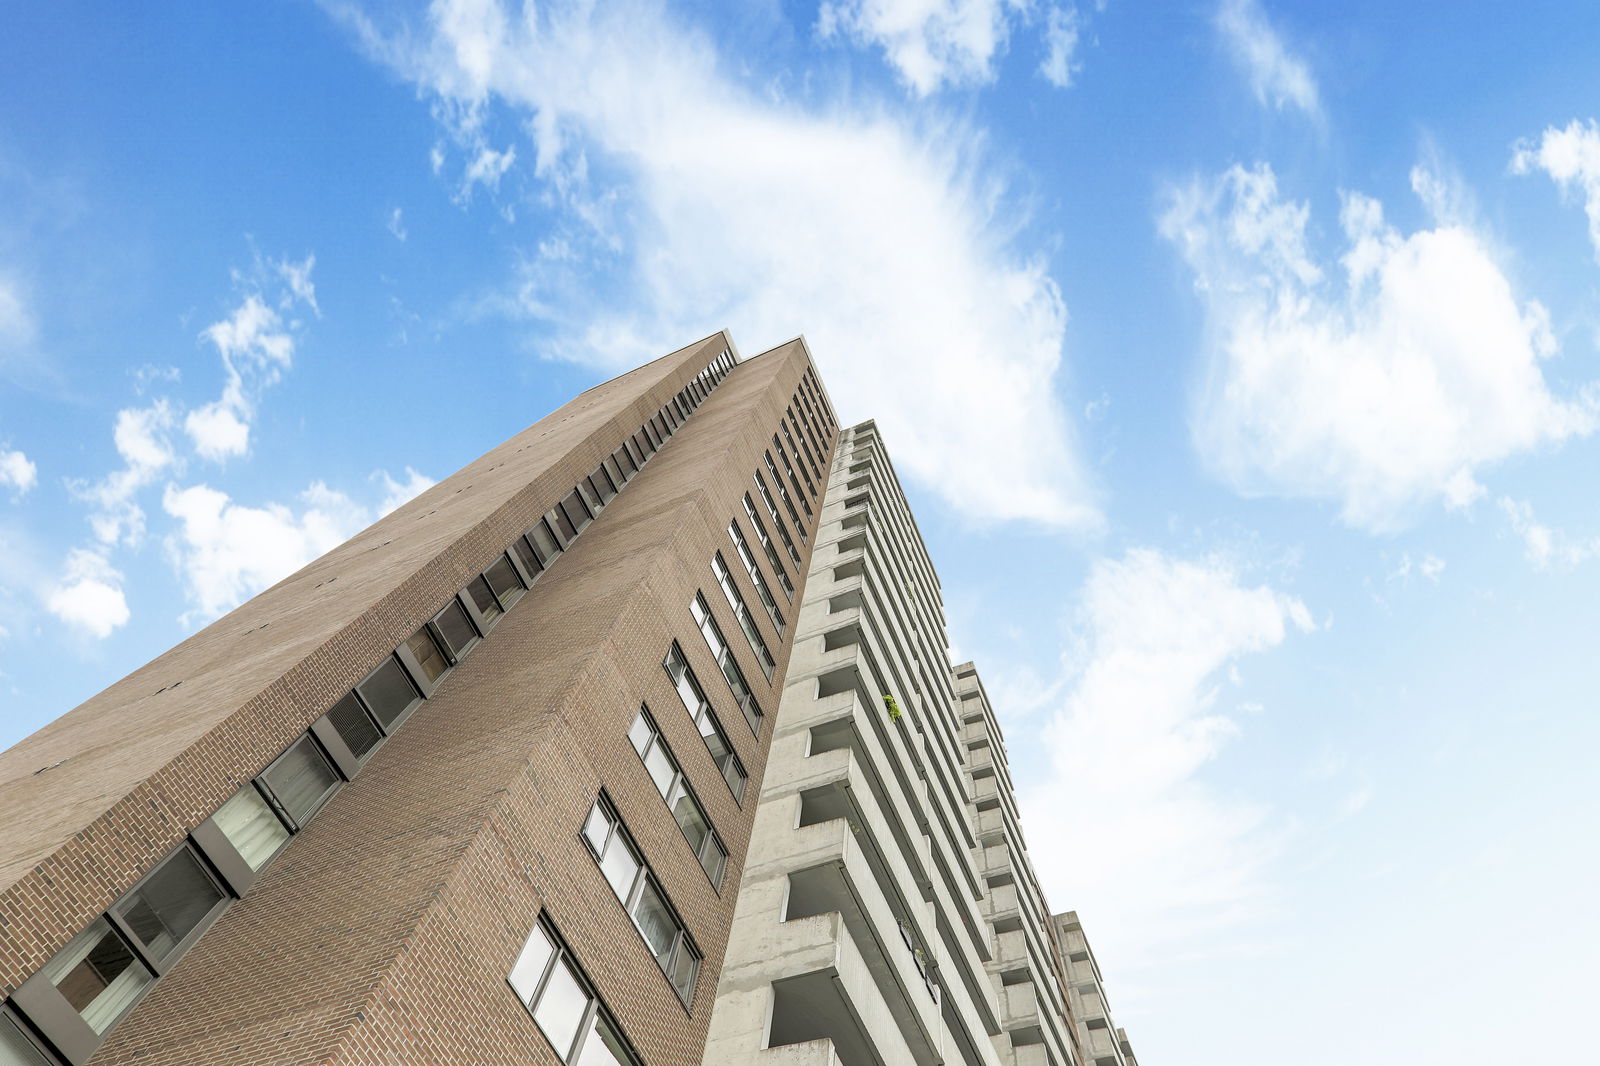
[3,1,1599,1061]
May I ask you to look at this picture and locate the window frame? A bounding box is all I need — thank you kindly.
[507,917,645,1065]
[627,706,728,888]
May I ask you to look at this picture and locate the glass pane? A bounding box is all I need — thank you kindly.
[213,785,290,871]
[602,457,625,490]
[357,657,420,729]
[511,535,543,580]
[562,490,591,530]
[599,838,639,898]
[613,446,636,477]
[468,576,503,625]
[530,521,562,561]
[576,1015,633,1066]
[532,957,589,1061]
[670,789,708,855]
[327,692,382,758]
[629,881,676,960]
[722,759,746,801]
[432,600,479,659]
[669,941,699,1003]
[582,805,611,857]
[0,1015,50,1066]
[484,555,525,608]
[261,736,339,829]
[627,711,653,755]
[552,505,578,542]
[508,925,555,1006]
[405,627,449,684]
[703,839,727,887]
[114,847,224,963]
[644,745,675,796]
[42,919,153,1035]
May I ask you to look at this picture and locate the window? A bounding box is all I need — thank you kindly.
[467,575,504,628]
[691,590,766,730]
[662,644,746,800]
[768,444,811,523]
[1,1012,51,1066]
[37,919,152,1035]
[550,501,579,543]
[727,520,785,634]
[259,735,340,830]
[404,626,449,685]
[741,495,794,600]
[613,444,638,478]
[580,798,701,1005]
[602,456,627,492]
[325,691,382,761]
[753,473,803,566]
[431,598,481,660]
[529,519,563,563]
[509,534,544,583]
[561,489,593,535]
[110,846,227,967]
[356,656,421,729]
[484,554,527,610]
[508,920,643,1066]
[628,708,728,886]
[211,785,290,871]
[710,550,777,675]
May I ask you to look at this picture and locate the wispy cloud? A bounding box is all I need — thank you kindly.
[388,206,409,241]
[1161,161,1594,531]
[1021,548,1312,975]
[1038,3,1082,89]
[1499,496,1600,570]
[1214,0,1318,116]
[330,0,1100,530]
[0,448,37,495]
[1512,118,1600,262]
[817,0,1019,95]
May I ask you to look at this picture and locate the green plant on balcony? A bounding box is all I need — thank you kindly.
[883,693,901,721]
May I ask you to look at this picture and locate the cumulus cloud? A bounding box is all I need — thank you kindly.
[163,481,371,621]
[1021,549,1312,972]
[1161,161,1595,531]
[817,0,1018,94]
[0,448,37,494]
[333,0,1099,530]
[1499,496,1600,570]
[72,400,179,546]
[186,257,318,461]
[1512,118,1600,262]
[46,548,131,638]
[1215,0,1318,116]
[1038,3,1081,89]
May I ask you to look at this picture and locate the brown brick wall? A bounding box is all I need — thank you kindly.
[2,336,837,1064]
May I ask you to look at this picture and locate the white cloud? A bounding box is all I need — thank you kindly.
[1214,0,1318,116]
[187,260,318,462]
[334,0,1099,530]
[46,548,130,638]
[376,466,435,514]
[0,275,39,352]
[1161,162,1595,531]
[73,400,179,546]
[389,206,409,241]
[1021,549,1312,973]
[1387,550,1445,584]
[162,481,370,622]
[1511,118,1600,262]
[0,448,37,494]
[817,0,1019,95]
[1038,3,1081,89]
[1499,496,1600,570]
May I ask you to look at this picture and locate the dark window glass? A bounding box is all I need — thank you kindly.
[625,436,646,466]
[642,422,661,450]
[40,919,152,1034]
[328,692,383,758]
[651,414,669,440]
[602,457,626,492]
[468,575,504,625]
[511,535,544,580]
[614,445,637,477]
[561,489,591,533]
[433,599,481,659]
[260,735,340,829]
[530,520,562,562]
[406,627,449,684]
[357,657,421,729]
[114,847,225,964]
[578,478,604,515]
[485,555,526,609]
[1,1014,50,1066]
[552,505,578,543]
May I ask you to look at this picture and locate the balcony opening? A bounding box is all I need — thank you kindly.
[769,974,877,1066]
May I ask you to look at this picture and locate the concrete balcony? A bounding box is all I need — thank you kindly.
[979,840,1012,882]
[993,928,1027,971]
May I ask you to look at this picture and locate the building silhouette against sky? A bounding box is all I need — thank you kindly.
[0,335,1135,1066]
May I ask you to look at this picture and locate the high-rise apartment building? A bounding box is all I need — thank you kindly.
[0,335,1135,1066]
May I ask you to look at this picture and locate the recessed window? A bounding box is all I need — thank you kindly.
[356,656,421,729]
[529,520,562,563]
[484,554,526,610]
[613,445,638,478]
[561,489,592,535]
[39,919,153,1035]
[580,797,701,1005]
[111,847,226,967]
[602,456,627,492]
[740,495,794,600]
[662,644,746,800]
[550,503,578,543]
[259,735,340,830]
[405,626,449,685]
[753,472,803,565]
[212,785,290,871]
[326,692,383,761]
[691,590,766,730]
[510,534,544,582]
[0,1012,50,1065]
[467,575,503,627]
[709,554,778,680]
[432,598,481,660]
[628,707,728,887]
[508,920,643,1066]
